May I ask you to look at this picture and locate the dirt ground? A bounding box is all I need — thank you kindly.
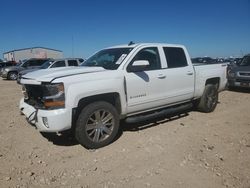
[0,79,249,188]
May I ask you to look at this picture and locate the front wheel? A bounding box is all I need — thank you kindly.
[75,101,120,149]
[7,72,18,80]
[196,84,218,113]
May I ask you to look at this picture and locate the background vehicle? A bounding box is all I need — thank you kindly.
[1,58,50,80]
[192,57,216,64]
[0,61,16,68]
[0,61,17,77]
[227,54,250,88]
[17,58,84,83]
[19,43,227,149]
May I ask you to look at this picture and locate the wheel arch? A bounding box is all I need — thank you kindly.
[7,71,18,80]
[205,77,220,89]
[71,92,121,131]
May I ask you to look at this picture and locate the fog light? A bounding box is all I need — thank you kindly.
[42,117,49,128]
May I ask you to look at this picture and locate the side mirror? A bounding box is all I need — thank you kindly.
[128,60,150,72]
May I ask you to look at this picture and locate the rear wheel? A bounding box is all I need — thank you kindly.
[75,101,120,149]
[7,72,18,80]
[197,84,218,113]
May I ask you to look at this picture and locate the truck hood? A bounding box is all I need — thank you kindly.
[21,66,106,85]
[20,68,40,75]
[231,65,250,72]
[3,66,20,71]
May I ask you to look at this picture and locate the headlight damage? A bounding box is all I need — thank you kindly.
[22,83,65,110]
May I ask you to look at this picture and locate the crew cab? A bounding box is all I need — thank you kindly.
[19,43,227,149]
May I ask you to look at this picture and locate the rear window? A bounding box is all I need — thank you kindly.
[163,47,188,68]
[68,60,78,66]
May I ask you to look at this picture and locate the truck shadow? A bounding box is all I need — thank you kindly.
[40,110,191,147]
[40,131,78,146]
[114,108,192,142]
[120,112,190,132]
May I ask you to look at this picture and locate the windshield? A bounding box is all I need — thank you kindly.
[81,48,133,70]
[239,56,250,66]
[15,62,22,66]
[40,60,54,69]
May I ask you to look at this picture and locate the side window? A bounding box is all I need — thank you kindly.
[51,61,66,68]
[26,60,35,66]
[30,60,38,66]
[79,58,84,63]
[28,60,45,66]
[128,47,161,71]
[68,60,78,66]
[163,47,188,68]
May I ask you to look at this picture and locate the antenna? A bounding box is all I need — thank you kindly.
[72,35,74,58]
[128,41,135,46]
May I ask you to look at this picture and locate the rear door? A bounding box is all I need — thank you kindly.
[161,46,195,102]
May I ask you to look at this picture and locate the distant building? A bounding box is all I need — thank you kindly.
[3,47,63,62]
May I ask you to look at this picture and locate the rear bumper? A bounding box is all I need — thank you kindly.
[19,98,72,132]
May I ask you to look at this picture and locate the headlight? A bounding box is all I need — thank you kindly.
[227,70,235,77]
[42,83,65,109]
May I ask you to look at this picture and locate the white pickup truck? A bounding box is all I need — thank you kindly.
[19,43,227,149]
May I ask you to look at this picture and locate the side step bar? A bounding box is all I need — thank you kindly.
[125,103,193,124]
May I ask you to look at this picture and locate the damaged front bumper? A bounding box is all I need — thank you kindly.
[19,98,72,132]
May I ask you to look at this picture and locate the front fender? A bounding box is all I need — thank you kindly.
[65,78,127,115]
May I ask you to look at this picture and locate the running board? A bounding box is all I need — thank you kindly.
[125,103,193,124]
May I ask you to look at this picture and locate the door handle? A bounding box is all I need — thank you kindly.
[157,74,166,79]
[187,72,193,75]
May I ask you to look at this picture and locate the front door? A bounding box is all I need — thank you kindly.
[125,47,168,114]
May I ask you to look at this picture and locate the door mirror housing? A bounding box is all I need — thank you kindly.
[128,60,150,72]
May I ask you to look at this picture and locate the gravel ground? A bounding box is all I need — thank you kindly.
[0,79,249,188]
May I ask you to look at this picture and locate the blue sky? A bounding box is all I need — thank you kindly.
[0,0,249,59]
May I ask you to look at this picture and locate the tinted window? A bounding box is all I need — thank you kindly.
[79,58,84,63]
[28,59,47,66]
[68,60,78,66]
[6,62,13,66]
[163,47,188,68]
[51,61,66,68]
[37,59,48,66]
[128,47,161,71]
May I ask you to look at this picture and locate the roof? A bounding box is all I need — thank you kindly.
[3,47,62,54]
[107,43,185,49]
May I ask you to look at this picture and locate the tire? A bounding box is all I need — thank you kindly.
[196,84,218,113]
[7,72,18,80]
[75,101,120,149]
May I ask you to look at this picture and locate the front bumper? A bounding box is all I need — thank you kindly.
[19,98,72,132]
[1,71,8,78]
[228,78,250,88]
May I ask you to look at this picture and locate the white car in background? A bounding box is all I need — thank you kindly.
[17,58,84,83]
